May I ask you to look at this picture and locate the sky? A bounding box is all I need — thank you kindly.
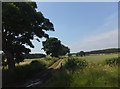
[30,2,118,54]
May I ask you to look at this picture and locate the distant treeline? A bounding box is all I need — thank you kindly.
[85,48,120,55]
[70,48,120,56]
[23,54,46,59]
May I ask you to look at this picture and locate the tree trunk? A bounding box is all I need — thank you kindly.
[5,51,15,71]
[2,32,15,71]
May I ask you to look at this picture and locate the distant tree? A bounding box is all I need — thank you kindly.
[79,51,85,56]
[42,37,70,57]
[2,2,54,71]
[76,51,85,57]
[85,48,120,55]
[23,54,46,59]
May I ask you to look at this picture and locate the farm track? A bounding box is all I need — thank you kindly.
[25,59,63,87]
[4,59,63,87]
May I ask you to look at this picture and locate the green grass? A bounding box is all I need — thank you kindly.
[69,65,118,87]
[45,54,119,87]
[78,54,118,64]
[4,57,59,69]
[2,57,59,85]
[2,54,119,87]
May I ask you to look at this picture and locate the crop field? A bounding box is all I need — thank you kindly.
[77,54,118,63]
[2,53,119,87]
[44,54,119,87]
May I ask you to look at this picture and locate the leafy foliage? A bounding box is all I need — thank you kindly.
[45,54,118,87]
[65,57,87,72]
[2,2,54,70]
[105,57,120,66]
[59,44,70,56]
[42,37,70,57]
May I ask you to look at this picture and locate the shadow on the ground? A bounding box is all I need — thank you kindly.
[2,60,62,87]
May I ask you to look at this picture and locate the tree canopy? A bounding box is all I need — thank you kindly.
[59,44,70,56]
[42,37,70,57]
[2,2,54,70]
[76,51,85,57]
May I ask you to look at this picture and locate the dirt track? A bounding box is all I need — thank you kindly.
[25,59,63,87]
[3,59,63,87]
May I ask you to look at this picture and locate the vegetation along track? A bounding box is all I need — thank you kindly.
[25,59,63,87]
[4,59,63,87]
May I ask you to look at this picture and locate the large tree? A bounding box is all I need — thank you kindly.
[59,44,70,56]
[2,2,54,70]
[42,37,70,57]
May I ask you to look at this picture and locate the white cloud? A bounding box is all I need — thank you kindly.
[70,12,118,52]
[70,29,118,52]
[85,29,117,43]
